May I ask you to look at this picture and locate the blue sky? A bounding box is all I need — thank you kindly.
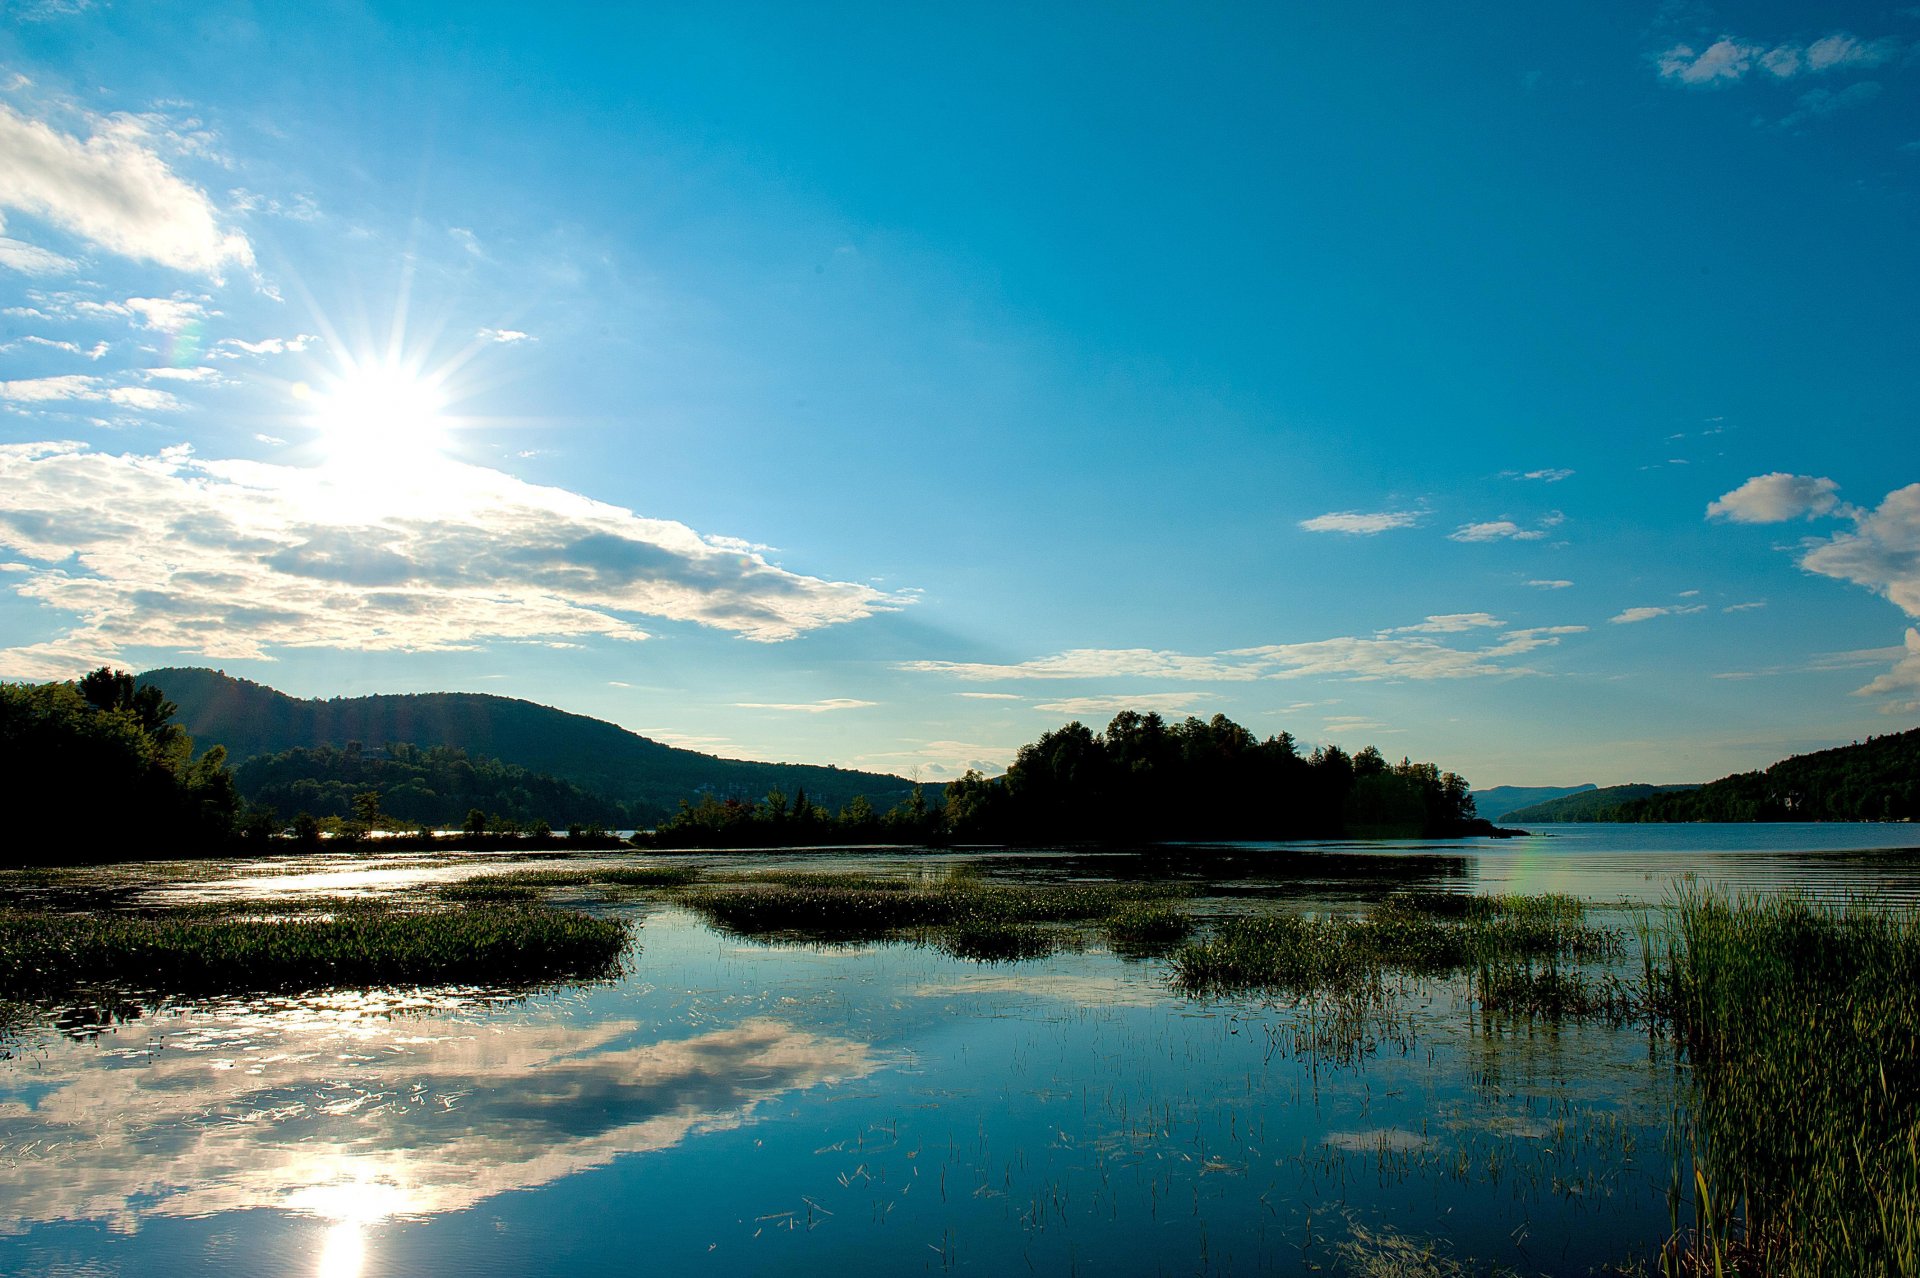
[0,1,1915,788]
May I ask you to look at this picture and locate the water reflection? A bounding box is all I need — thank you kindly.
[0,991,879,1236]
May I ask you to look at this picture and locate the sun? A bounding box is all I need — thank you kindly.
[308,359,451,469]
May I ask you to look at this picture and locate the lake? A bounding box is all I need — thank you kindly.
[4,823,1918,1277]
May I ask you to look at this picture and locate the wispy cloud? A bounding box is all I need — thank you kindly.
[0,102,252,276]
[906,623,1585,687]
[1610,604,1707,624]
[1298,510,1422,535]
[0,234,77,275]
[0,374,183,410]
[1527,579,1574,590]
[1656,32,1898,85]
[1509,468,1574,483]
[1449,511,1564,543]
[1031,692,1207,717]
[478,327,534,344]
[956,691,1023,700]
[734,698,878,713]
[1387,612,1505,634]
[213,333,316,358]
[0,442,905,678]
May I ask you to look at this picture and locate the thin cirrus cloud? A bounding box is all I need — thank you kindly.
[1297,510,1422,535]
[0,442,906,679]
[0,101,252,277]
[1528,579,1574,590]
[733,698,879,713]
[1656,33,1897,85]
[1031,692,1207,717]
[903,624,1586,686]
[1610,605,1707,624]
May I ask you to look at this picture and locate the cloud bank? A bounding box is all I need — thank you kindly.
[0,442,903,677]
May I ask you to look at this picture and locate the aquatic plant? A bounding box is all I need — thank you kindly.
[1170,893,1620,998]
[438,864,701,901]
[1659,890,1920,1274]
[0,901,630,997]
[677,869,1187,961]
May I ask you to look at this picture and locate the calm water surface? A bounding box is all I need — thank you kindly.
[3,824,1917,1276]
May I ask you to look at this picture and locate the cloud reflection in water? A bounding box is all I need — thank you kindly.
[0,993,879,1237]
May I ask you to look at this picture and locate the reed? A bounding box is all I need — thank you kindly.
[677,869,1187,960]
[1171,893,1619,998]
[0,901,630,997]
[438,864,700,901]
[1658,890,1920,1275]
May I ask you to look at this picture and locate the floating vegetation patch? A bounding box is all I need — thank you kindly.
[1659,890,1920,1274]
[1170,892,1621,1000]
[438,864,701,902]
[0,901,631,998]
[677,870,1187,962]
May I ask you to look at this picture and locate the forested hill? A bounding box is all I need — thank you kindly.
[1611,729,1920,822]
[1503,783,1699,823]
[1504,729,1920,823]
[138,667,920,822]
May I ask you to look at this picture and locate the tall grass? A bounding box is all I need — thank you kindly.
[438,864,699,902]
[1659,890,1920,1274]
[0,902,630,997]
[1171,892,1619,999]
[677,870,1186,961]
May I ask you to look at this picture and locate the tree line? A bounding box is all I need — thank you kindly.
[643,710,1486,848]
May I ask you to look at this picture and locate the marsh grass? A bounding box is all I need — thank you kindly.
[1171,892,1620,1000]
[1657,890,1920,1275]
[437,864,701,902]
[0,901,630,998]
[677,869,1188,961]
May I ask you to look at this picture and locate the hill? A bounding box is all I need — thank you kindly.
[1471,784,1596,821]
[137,668,921,824]
[1612,729,1920,823]
[1504,784,1700,823]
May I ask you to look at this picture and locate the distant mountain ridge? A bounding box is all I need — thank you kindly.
[1471,784,1597,822]
[138,667,922,823]
[1503,784,1700,823]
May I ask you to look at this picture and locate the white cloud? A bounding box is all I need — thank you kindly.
[1723,601,1767,612]
[902,648,1262,682]
[0,442,905,677]
[0,374,182,411]
[957,691,1023,700]
[0,103,252,276]
[1659,32,1897,85]
[1031,692,1207,717]
[734,698,878,713]
[214,333,317,358]
[1610,605,1707,624]
[1518,468,1574,483]
[75,294,209,331]
[1389,612,1505,634]
[1798,483,1920,618]
[907,622,1585,687]
[1857,629,1920,711]
[1707,472,1842,523]
[1298,510,1421,535]
[1450,519,1543,543]
[1528,579,1574,590]
[1658,39,1763,84]
[478,327,534,344]
[0,233,76,275]
[141,366,222,383]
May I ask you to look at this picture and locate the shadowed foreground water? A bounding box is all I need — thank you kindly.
[3,824,1918,1276]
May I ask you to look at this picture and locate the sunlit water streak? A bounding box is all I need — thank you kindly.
[2,826,1917,1275]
